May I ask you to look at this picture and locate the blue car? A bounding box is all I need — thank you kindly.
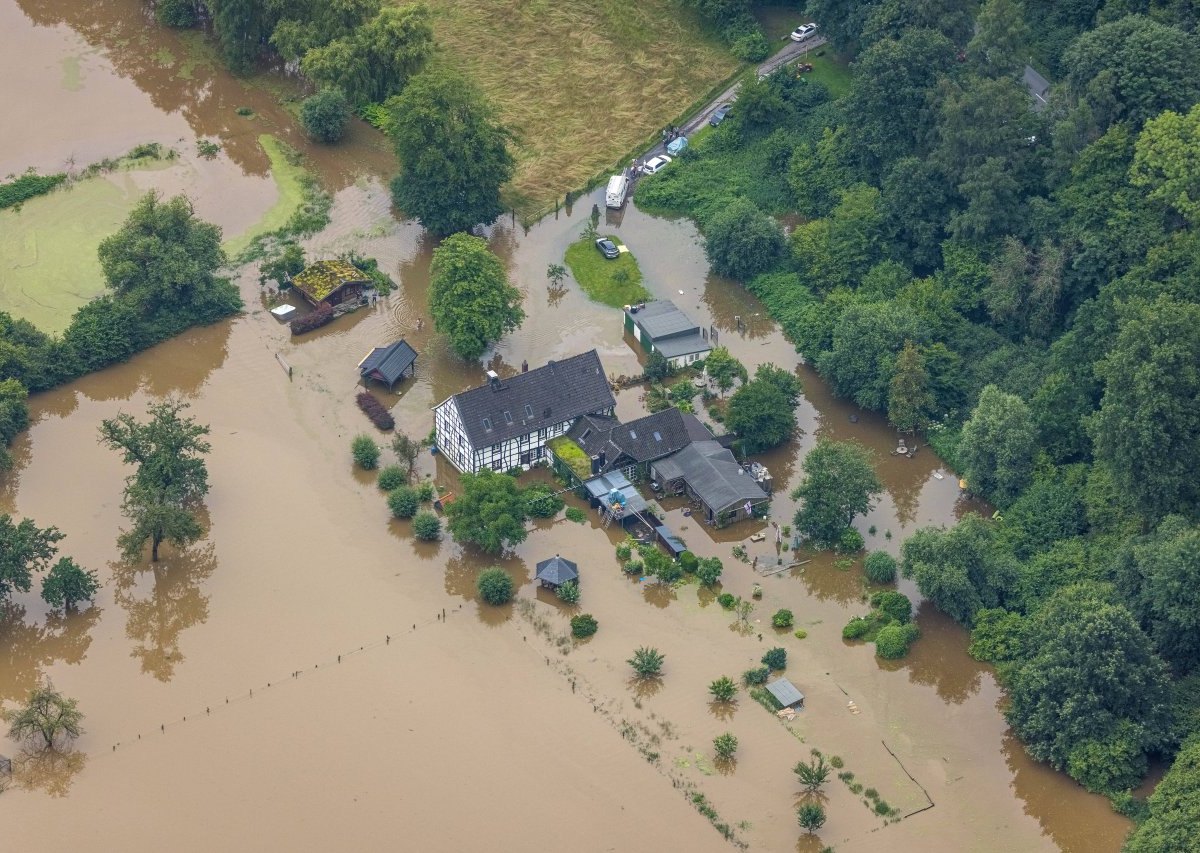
[709,104,732,127]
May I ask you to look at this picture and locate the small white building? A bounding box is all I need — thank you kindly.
[433,350,616,474]
[623,300,712,368]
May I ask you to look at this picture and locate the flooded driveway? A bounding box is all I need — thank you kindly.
[0,3,1132,851]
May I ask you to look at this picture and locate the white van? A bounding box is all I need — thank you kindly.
[605,174,628,209]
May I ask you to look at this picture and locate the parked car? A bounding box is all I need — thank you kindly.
[790,23,818,41]
[595,238,619,259]
[709,104,732,127]
[643,154,672,174]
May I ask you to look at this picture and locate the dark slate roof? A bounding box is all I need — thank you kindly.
[625,300,699,341]
[535,555,579,586]
[358,340,417,385]
[651,440,769,513]
[766,678,804,708]
[569,408,714,472]
[1023,64,1050,107]
[654,332,712,359]
[450,350,615,448]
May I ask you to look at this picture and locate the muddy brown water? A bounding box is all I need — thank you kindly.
[0,3,1132,851]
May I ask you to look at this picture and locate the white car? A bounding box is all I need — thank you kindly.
[643,155,672,175]
[790,23,818,41]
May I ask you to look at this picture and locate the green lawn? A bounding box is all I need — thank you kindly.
[564,235,650,308]
[804,53,854,99]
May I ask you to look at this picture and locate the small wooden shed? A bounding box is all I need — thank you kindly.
[766,677,805,710]
[358,340,418,390]
[292,260,369,308]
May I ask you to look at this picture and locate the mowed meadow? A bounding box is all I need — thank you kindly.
[420,0,739,212]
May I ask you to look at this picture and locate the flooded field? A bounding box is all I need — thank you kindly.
[0,3,1134,851]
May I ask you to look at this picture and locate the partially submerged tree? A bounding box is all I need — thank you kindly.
[3,682,84,750]
[40,558,100,611]
[958,385,1037,506]
[794,752,831,791]
[709,676,738,703]
[713,732,739,759]
[792,439,881,548]
[476,567,514,605]
[704,346,747,396]
[797,801,827,833]
[445,470,528,554]
[725,363,802,453]
[628,646,665,678]
[0,515,64,604]
[299,88,351,144]
[429,233,524,360]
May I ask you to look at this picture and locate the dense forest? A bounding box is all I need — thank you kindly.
[640,0,1200,843]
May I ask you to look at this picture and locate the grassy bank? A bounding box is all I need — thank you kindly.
[419,0,737,213]
[224,135,320,260]
[564,235,649,307]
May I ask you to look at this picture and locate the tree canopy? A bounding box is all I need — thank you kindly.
[958,385,1037,506]
[444,470,528,554]
[703,198,785,281]
[0,515,64,603]
[725,364,801,453]
[792,439,882,548]
[428,233,524,360]
[389,68,515,236]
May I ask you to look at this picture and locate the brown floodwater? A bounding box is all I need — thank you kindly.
[0,3,1133,851]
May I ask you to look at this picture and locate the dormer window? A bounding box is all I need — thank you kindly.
[503,411,513,425]
[524,404,534,418]
[482,417,493,431]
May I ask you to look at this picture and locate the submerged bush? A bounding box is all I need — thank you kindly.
[772,608,794,628]
[477,567,514,605]
[623,558,644,576]
[416,480,435,502]
[743,665,771,685]
[571,613,598,638]
[837,527,865,553]
[864,550,898,584]
[875,623,920,659]
[761,647,787,670]
[556,579,580,604]
[300,88,351,144]
[352,434,380,469]
[387,485,419,518]
[717,592,736,609]
[412,511,441,540]
[357,392,395,431]
[843,617,871,640]
[290,303,334,335]
[377,465,407,491]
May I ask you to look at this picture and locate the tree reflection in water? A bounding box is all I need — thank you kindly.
[10,746,87,798]
[0,603,100,704]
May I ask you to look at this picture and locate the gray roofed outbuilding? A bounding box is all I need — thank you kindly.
[449,350,615,448]
[628,300,698,340]
[535,555,579,588]
[651,441,768,514]
[766,678,805,709]
[358,340,418,388]
[1023,64,1050,110]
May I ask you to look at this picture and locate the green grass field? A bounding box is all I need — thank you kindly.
[564,235,649,307]
[421,0,739,214]
[222,135,309,258]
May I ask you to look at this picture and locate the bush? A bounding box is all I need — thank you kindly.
[524,485,565,518]
[387,486,419,519]
[623,558,644,576]
[875,623,920,659]
[412,511,441,540]
[703,197,784,281]
[655,560,684,584]
[628,646,665,678]
[477,567,514,605]
[864,550,898,584]
[616,540,633,561]
[556,580,580,605]
[761,647,787,670]
[356,392,395,431]
[565,506,586,523]
[571,613,598,638]
[377,465,407,491]
[837,527,865,553]
[870,590,912,624]
[772,609,794,629]
[717,592,736,609]
[300,88,351,144]
[352,434,380,469]
[155,0,198,27]
[290,303,334,335]
[416,481,435,502]
[743,666,770,685]
[696,556,723,587]
[795,629,808,639]
[713,732,739,759]
[730,31,770,61]
[709,676,738,702]
[842,617,871,640]
[0,171,68,210]
[679,550,699,572]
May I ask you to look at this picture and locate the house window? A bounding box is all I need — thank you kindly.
[524,404,534,418]
[629,430,637,439]
[581,429,591,440]
[503,411,513,425]
[482,417,493,431]
[653,431,662,442]
[538,428,546,439]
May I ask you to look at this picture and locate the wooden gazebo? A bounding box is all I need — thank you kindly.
[535,555,579,590]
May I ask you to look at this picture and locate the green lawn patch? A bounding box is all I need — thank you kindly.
[805,53,854,98]
[563,235,649,308]
[223,135,311,259]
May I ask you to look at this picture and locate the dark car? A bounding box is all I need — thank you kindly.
[709,104,732,127]
[595,238,619,259]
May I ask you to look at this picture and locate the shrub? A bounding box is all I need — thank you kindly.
[761,647,787,670]
[0,171,68,210]
[717,592,736,609]
[655,560,684,584]
[679,550,699,572]
[616,540,633,561]
[356,392,395,431]
[387,486,419,519]
[155,0,198,27]
[556,580,580,605]
[412,511,441,540]
[797,801,826,833]
[628,646,665,678]
[477,567,514,605]
[695,556,723,587]
[352,434,380,469]
[416,481,435,502]
[843,617,871,640]
[772,609,794,629]
[524,485,565,518]
[565,506,586,523]
[837,527,865,553]
[870,590,912,624]
[300,88,351,144]
[709,676,738,702]
[377,466,407,491]
[864,550,898,584]
[794,630,808,639]
[743,666,770,685]
[571,613,598,638]
[875,623,920,659]
[290,303,334,335]
[623,558,644,576]
[713,732,739,759]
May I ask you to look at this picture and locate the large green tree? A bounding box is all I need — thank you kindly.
[966,0,1031,78]
[99,398,211,562]
[725,364,801,454]
[901,513,1019,625]
[269,0,380,61]
[1131,103,1200,227]
[888,340,934,432]
[1089,296,1200,521]
[429,233,524,360]
[40,558,100,611]
[208,0,278,71]
[703,346,746,396]
[388,68,515,235]
[1005,583,1173,793]
[96,192,236,318]
[1124,737,1200,853]
[792,440,882,548]
[444,470,528,554]
[816,301,921,411]
[703,198,785,281]
[958,385,1037,506]
[0,378,29,471]
[0,515,64,604]
[1120,516,1200,674]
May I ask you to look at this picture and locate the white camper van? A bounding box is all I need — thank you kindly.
[605,174,628,209]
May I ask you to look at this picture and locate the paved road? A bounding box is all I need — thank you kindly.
[635,34,830,168]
